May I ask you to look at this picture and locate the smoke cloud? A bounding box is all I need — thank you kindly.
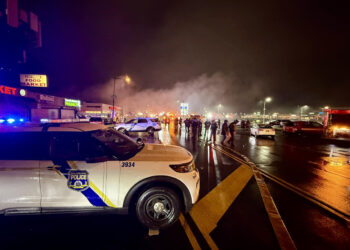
[84,72,266,114]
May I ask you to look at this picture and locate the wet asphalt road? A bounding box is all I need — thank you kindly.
[231,127,350,216]
[1,123,349,250]
[155,124,350,249]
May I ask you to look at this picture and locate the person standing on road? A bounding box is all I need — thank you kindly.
[184,118,190,134]
[228,121,236,146]
[209,120,218,143]
[204,120,211,140]
[246,120,250,129]
[197,119,202,137]
[179,117,182,127]
[191,117,198,138]
[221,120,228,144]
[217,119,221,131]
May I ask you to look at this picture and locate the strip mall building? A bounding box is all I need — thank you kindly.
[0,84,81,123]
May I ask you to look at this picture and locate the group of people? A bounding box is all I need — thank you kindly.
[183,117,202,137]
[178,117,238,146]
[220,120,239,146]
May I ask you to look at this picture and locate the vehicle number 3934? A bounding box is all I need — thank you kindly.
[121,162,135,167]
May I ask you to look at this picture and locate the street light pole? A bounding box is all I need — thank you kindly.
[263,101,266,124]
[217,104,222,116]
[263,97,272,124]
[300,105,308,121]
[111,75,131,122]
[112,77,117,121]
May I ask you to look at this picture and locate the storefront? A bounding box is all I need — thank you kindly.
[0,85,36,121]
[80,102,122,121]
[0,84,81,123]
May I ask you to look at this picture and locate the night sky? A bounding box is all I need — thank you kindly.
[27,0,350,112]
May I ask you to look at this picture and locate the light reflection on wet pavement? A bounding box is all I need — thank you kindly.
[130,124,350,215]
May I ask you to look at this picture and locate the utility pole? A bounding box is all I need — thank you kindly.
[262,97,272,124]
[112,77,116,121]
[263,100,266,124]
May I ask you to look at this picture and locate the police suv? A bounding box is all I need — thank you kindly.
[115,117,161,134]
[0,122,200,229]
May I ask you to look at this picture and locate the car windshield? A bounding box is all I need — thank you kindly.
[330,114,350,126]
[91,128,144,160]
[126,119,137,124]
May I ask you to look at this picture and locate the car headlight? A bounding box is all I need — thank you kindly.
[170,161,196,173]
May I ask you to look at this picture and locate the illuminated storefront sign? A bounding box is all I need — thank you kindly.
[19,89,26,96]
[40,94,54,103]
[109,106,120,111]
[0,85,17,95]
[65,98,81,108]
[20,74,48,87]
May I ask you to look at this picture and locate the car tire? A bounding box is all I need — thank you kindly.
[118,128,126,133]
[135,186,181,229]
[118,128,129,136]
[147,127,155,135]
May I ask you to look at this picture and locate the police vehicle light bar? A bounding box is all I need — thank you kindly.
[0,117,26,125]
[40,118,90,123]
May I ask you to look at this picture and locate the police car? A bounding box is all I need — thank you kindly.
[115,117,161,134]
[0,122,200,229]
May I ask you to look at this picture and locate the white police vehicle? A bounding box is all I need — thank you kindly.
[115,118,161,135]
[0,122,199,229]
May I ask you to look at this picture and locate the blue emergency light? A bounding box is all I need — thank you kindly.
[7,118,15,124]
[0,117,26,125]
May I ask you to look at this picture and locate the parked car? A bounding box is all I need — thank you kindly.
[269,120,291,127]
[283,121,324,135]
[115,117,161,134]
[250,124,275,139]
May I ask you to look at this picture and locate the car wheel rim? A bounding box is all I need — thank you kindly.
[145,195,173,222]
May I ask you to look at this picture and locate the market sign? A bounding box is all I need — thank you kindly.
[65,98,81,108]
[20,74,48,87]
[0,85,17,95]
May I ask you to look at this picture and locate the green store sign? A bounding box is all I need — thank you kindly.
[65,98,81,108]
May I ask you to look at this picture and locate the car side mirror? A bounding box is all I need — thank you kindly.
[136,138,143,144]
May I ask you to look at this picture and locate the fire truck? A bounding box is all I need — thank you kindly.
[323,108,350,138]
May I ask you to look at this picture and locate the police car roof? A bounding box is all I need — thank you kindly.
[0,122,107,133]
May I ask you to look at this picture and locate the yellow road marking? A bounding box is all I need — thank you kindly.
[189,164,253,249]
[212,145,297,250]
[259,170,350,223]
[252,168,297,250]
[179,213,201,250]
[213,145,247,165]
